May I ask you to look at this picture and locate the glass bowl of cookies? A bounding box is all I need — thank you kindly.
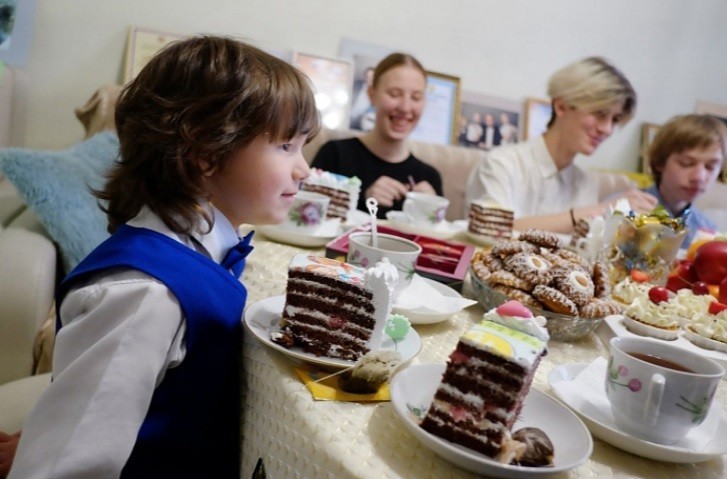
[469,229,623,342]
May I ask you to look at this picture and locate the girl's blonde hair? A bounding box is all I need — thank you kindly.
[546,56,637,128]
[648,114,727,186]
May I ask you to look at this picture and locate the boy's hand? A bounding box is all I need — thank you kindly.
[0,431,21,478]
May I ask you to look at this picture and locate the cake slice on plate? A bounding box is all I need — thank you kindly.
[420,300,550,464]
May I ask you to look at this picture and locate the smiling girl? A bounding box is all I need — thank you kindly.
[466,56,657,233]
[311,53,443,219]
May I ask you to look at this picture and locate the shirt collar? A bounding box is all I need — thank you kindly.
[532,134,576,182]
[127,204,241,265]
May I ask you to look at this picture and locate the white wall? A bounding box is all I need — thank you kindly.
[13,0,727,173]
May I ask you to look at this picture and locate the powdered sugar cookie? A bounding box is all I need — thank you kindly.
[491,284,544,309]
[491,239,538,258]
[488,269,534,291]
[579,298,622,318]
[532,285,578,315]
[591,261,611,298]
[554,269,595,307]
[504,252,552,286]
[518,229,562,250]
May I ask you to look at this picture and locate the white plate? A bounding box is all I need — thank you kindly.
[393,276,473,325]
[346,209,371,227]
[385,211,466,240]
[548,362,727,463]
[244,296,422,370]
[598,315,727,375]
[256,223,341,248]
[391,363,592,478]
[465,229,502,246]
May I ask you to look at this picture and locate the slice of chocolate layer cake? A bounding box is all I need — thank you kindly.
[279,254,396,361]
[301,168,361,221]
[420,300,549,463]
[468,200,514,240]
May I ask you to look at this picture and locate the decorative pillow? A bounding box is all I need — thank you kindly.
[0,131,119,271]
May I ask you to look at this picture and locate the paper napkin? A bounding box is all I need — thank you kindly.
[394,274,477,313]
[552,357,720,450]
[294,367,390,402]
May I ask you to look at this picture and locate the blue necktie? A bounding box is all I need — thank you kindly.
[221,231,255,278]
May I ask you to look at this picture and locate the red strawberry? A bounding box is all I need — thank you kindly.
[708,301,727,315]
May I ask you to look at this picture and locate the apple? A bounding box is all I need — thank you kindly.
[693,240,727,285]
[648,286,670,304]
[720,277,727,305]
[692,281,710,296]
[665,274,691,293]
[675,260,699,283]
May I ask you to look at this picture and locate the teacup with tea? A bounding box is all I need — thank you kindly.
[605,336,724,444]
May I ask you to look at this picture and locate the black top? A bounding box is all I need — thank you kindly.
[311,138,443,219]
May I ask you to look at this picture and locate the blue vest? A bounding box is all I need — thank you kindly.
[57,225,247,479]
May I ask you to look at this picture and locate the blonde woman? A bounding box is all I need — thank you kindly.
[466,56,657,233]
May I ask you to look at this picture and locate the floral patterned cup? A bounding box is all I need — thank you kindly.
[281,191,330,232]
[402,192,449,227]
[347,232,422,299]
[605,336,724,444]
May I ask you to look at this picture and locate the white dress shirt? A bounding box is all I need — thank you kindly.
[9,206,241,479]
[464,135,600,218]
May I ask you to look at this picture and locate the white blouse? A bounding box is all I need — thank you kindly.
[464,135,600,218]
[9,206,241,479]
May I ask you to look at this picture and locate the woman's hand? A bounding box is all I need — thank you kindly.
[0,431,21,478]
[411,180,436,195]
[365,176,410,207]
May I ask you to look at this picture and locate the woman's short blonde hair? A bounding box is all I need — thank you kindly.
[648,114,727,186]
[547,56,637,128]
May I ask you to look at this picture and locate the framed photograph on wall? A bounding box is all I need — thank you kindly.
[292,52,353,131]
[457,91,520,150]
[0,0,37,67]
[123,26,186,83]
[522,97,552,141]
[409,71,461,146]
[640,122,661,175]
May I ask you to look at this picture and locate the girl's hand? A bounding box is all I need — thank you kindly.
[411,180,436,195]
[365,176,409,207]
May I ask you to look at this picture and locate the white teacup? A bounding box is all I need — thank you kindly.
[347,232,422,298]
[402,192,449,227]
[605,336,724,444]
[281,191,330,232]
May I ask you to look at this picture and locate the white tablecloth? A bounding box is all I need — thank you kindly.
[240,234,727,479]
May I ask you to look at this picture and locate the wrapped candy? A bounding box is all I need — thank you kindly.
[601,205,687,285]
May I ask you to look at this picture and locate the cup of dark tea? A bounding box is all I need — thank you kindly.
[605,336,724,444]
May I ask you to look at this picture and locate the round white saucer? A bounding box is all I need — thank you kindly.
[256,221,341,248]
[244,296,422,370]
[391,363,592,478]
[548,362,727,463]
[385,211,466,240]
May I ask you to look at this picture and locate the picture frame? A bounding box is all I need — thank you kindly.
[292,52,354,131]
[123,26,186,84]
[0,0,37,67]
[522,97,552,141]
[457,91,521,150]
[639,122,661,175]
[409,71,461,146]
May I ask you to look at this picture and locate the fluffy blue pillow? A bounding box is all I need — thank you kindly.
[0,131,119,271]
